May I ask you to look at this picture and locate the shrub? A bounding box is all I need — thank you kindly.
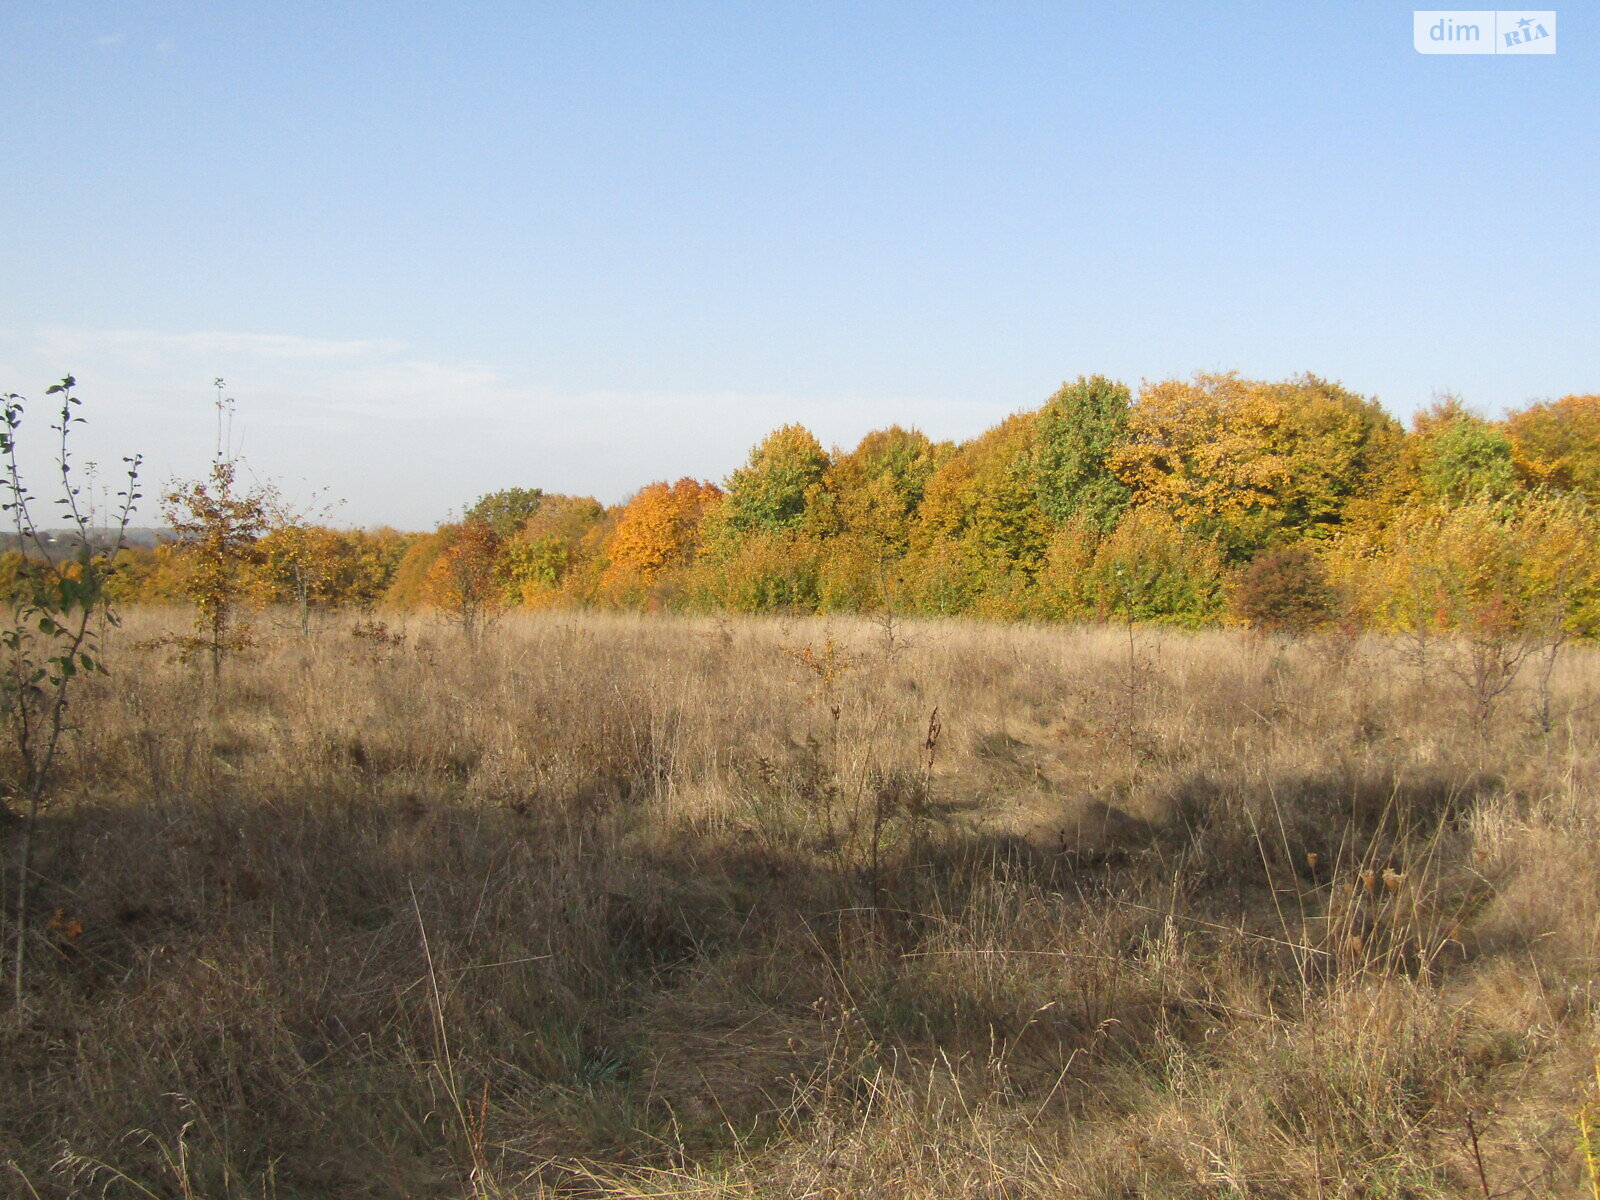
[685,530,823,613]
[1232,545,1336,633]
[1086,507,1228,627]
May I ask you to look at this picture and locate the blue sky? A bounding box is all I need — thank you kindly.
[2,2,1594,528]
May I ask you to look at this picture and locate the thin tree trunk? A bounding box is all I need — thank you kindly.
[12,793,36,1010]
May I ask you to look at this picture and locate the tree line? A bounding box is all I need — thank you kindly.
[40,372,1600,638]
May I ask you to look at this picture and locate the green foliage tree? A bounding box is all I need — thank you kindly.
[1410,397,1518,504]
[718,425,830,537]
[463,487,545,538]
[1032,375,1133,532]
[687,530,822,614]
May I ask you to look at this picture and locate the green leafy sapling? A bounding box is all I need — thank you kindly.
[1,376,141,1009]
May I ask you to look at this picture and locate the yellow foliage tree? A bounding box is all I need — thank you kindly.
[906,412,1049,612]
[1112,373,1402,557]
[1329,493,1600,725]
[1035,508,1227,627]
[812,427,948,553]
[256,518,343,635]
[1505,392,1600,502]
[161,458,273,680]
[500,493,610,606]
[257,524,404,621]
[384,532,447,607]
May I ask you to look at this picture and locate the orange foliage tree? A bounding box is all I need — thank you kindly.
[422,521,505,643]
[188,368,1598,636]
[602,478,721,601]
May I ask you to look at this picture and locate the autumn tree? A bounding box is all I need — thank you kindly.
[254,492,346,635]
[904,412,1049,614]
[812,427,944,552]
[1408,396,1518,504]
[1032,375,1133,532]
[422,520,505,643]
[0,551,27,604]
[159,381,279,679]
[162,456,273,681]
[1112,373,1402,558]
[1505,392,1600,502]
[324,528,407,608]
[1035,508,1226,627]
[1332,492,1599,728]
[1232,545,1336,634]
[101,542,188,604]
[804,427,947,612]
[602,478,721,597]
[502,493,610,604]
[384,531,449,607]
[252,524,402,623]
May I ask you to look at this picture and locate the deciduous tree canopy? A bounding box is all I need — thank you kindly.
[92,370,1600,637]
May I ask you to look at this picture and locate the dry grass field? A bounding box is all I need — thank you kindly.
[4,608,1600,1198]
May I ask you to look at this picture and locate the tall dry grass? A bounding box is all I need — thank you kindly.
[2,607,1598,1198]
